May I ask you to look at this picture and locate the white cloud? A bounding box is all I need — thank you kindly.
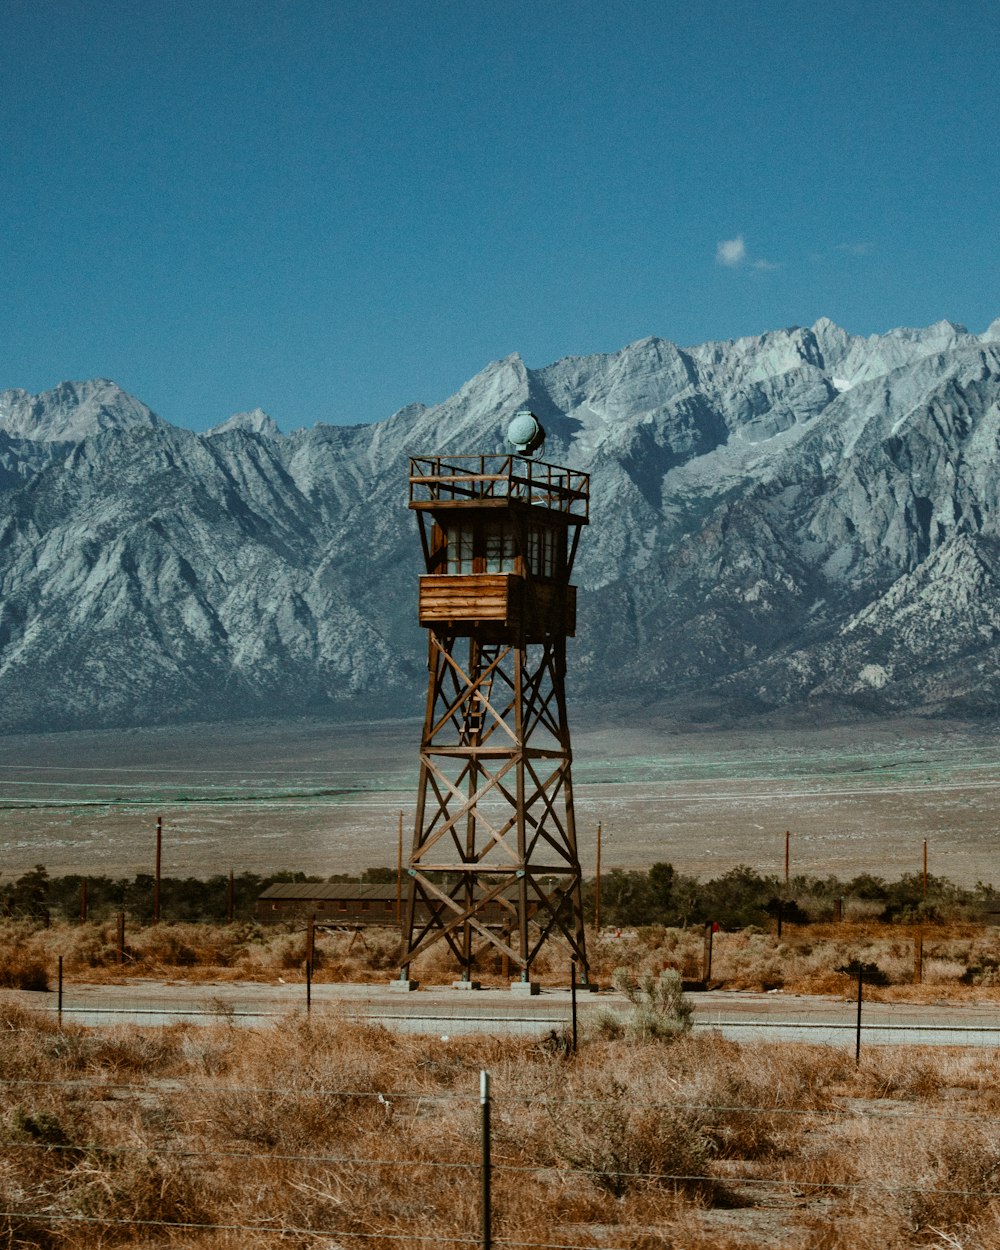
[716,235,780,271]
[716,236,746,267]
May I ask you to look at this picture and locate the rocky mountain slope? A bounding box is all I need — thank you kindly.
[2,317,999,732]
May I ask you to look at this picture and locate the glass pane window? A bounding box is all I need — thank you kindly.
[542,529,556,577]
[528,526,557,577]
[484,523,516,572]
[447,525,475,574]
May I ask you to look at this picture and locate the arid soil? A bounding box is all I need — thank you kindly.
[0,714,998,885]
[4,998,1000,1250]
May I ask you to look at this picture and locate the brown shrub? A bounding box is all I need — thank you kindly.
[0,949,49,991]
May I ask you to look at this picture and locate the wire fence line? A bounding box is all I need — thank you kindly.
[0,1212,484,1246]
[0,1212,662,1250]
[6,1052,1000,1246]
[19,973,1000,1049]
[6,1072,1000,1126]
[10,1137,1000,1189]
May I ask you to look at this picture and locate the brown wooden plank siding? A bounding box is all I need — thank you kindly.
[256,896,401,924]
[418,574,576,636]
[419,573,511,622]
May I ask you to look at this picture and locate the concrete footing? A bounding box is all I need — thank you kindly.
[388,978,419,992]
[509,980,540,996]
[452,979,481,990]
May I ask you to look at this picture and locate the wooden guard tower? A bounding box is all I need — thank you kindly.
[400,418,591,986]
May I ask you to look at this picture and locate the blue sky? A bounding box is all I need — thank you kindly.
[2,0,997,432]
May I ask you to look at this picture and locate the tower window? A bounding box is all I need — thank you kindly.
[527,526,557,578]
[447,525,475,574]
[484,523,516,572]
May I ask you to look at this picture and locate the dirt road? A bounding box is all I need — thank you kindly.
[6,979,999,1048]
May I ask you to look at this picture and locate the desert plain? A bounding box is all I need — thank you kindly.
[0,711,998,887]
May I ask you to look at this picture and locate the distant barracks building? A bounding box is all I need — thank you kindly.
[255,881,531,927]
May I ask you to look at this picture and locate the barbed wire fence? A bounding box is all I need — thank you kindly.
[4,1064,1000,1249]
[25,949,1000,1052]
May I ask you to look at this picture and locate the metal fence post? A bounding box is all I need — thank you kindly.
[570,961,578,1054]
[481,1070,492,1250]
[855,965,863,1065]
[57,956,63,1024]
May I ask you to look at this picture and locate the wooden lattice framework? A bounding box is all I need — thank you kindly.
[400,452,591,984]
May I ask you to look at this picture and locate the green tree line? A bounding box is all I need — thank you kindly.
[584,863,1000,928]
[2,861,998,927]
[0,865,394,924]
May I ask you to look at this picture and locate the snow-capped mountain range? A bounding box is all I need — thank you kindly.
[2,315,1000,732]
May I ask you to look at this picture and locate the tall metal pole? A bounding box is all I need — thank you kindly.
[153,815,162,923]
[923,840,928,898]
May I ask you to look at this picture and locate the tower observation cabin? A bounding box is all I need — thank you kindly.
[399,412,591,988]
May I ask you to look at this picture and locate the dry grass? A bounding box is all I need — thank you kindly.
[9,918,1000,1006]
[3,1003,1000,1248]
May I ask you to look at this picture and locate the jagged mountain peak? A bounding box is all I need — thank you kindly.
[207,408,281,439]
[981,317,1000,343]
[0,379,162,443]
[884,318,968,342]
[395,353,532,454]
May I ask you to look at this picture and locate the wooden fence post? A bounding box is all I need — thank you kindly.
[702,922,714,985]
[153,815,162,923]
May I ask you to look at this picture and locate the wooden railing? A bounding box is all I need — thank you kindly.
[409,454,589,519]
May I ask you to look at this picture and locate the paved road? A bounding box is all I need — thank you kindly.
[5,980,1000,1048]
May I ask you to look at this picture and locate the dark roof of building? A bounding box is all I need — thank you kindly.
[257,881,527,903]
